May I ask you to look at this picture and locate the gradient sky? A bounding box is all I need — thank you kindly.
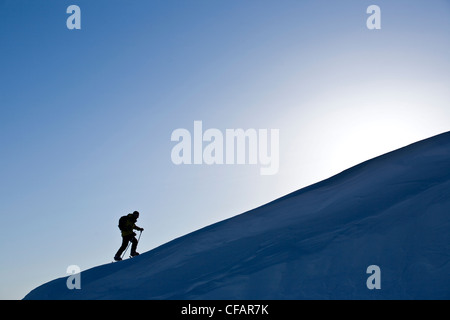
[1,0,449,299]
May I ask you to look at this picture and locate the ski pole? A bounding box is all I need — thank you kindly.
[137,230,143,243]
[121,241,131,259]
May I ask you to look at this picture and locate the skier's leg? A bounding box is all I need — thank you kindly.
[115,236,130,258]
[130,236,139,256]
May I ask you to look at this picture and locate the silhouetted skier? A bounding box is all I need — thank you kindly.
[114,211,144,261]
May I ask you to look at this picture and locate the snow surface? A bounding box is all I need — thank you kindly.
[24,132,450,299]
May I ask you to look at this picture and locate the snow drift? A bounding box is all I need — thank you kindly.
[24,132,450,299]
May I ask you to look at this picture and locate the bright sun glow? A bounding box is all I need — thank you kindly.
[328,117,418,175]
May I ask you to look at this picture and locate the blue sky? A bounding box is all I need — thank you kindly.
[1,0,449,299]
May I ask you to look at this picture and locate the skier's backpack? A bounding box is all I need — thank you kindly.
[118,215,128,231]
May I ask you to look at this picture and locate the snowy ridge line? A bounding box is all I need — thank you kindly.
[24,131,450,299]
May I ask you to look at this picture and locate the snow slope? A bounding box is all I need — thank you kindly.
[24,132,450,299]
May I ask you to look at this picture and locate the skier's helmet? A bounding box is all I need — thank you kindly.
[132,211,140,218]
